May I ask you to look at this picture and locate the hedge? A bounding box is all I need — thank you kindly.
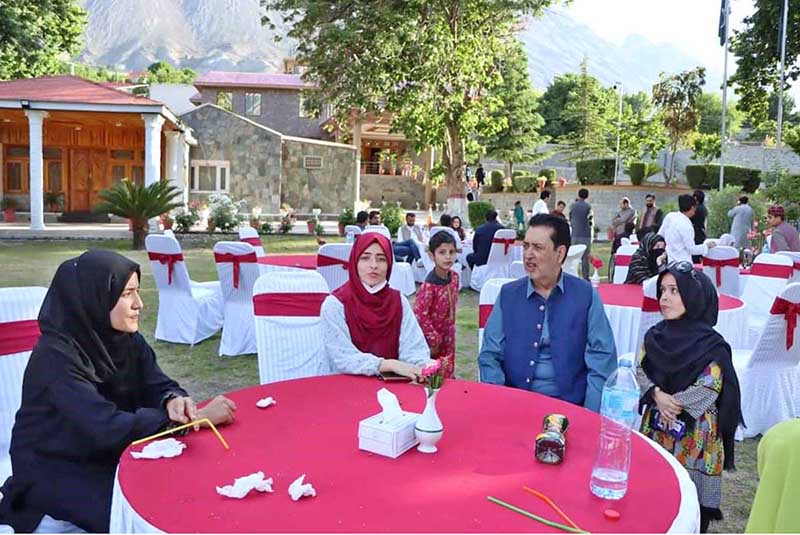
[538,168,557,182]
[628,162,645,186]
[489,169,505,192]
[511,170,526,178]
[686,164,761,193]
[468,201,495,229]
[512,174,538,193]
[685,165,710,189]
[576,158,615,185]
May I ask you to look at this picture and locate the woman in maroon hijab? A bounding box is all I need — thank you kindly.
[321,232,431,378]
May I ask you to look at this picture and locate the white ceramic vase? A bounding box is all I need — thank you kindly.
[590,268,600,287]
[414,387,443,453]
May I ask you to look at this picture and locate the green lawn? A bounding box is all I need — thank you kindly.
[0,236,757,532]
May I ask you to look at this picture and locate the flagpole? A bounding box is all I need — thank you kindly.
[777,0,789,148]
[719,0,730,190]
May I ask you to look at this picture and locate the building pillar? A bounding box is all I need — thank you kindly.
[164,130,182,200]
[142,113,165,232]
[352,116,362,212]
[25,110,48,230]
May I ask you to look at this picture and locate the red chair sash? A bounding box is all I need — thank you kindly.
[615,255,632,267]
[793,262,800,272]
[147,252,184,285]
[214,252,258,289]
[478,304,493,328]
[0,319,40,357]
[492,238,515,255]
[770,296,800,350]
[702,257,740,286]
[317,254,348,270]
[750,263,792,279]
[241,237,262,248]
[642,296,660,313]
[253,293,328,317]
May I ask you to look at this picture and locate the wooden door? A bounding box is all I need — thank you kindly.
[89,149,108,208]
[70,149,90,212]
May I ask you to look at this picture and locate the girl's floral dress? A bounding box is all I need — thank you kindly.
[413,270,459,378]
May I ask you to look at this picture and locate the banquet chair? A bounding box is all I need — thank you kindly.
[145,234,223,345]
[0,287,47,484]
[344,225,362,236]
[732,282,800,439]
[510,260,525,279]
[362,227,416,296]
[418,226,467,289]
[469,229,517,291]
[317,243,352,291]
[702,245,741,297]
[612,244,638,284]
[163,229,175,238]
[477,278,515,353]
[253,271,331,384]
[635,275,661,355]
[740,253,792,348]
[564,244,586,277]
[718,233,735,247]
[238,226,266,257]
[621,237,631,247]
[213,241,261,356]
[396,225,429,283]
[777,251,800,283]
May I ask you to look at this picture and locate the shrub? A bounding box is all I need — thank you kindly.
[511,170,526,178]
[766,169,800,222]
[468,200,495,229]
[512,174,538,193]
[706,164,761,193]
[259,221,274,235]
[338,207,356,226]
[706,185,768,239]
[627,162,645,186]
[380,202,404,236]
[207,193,245,232]
[489,169,505,192]
[174,201,201,233]
[538,168,557,182]
[685,164,710,190]
[576,159,615,185]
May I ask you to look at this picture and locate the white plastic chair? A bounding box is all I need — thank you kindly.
[253,271,331,384]
[213,242,261,356]
[702,245,741,297]
[741,253,793,347]
[564,244,587,277]
[612,244,638,284]
[362,227,416,296]
[0,287,47,484]
[317,243,352,291]
[777,251,800,283]
[470,229,517,291]
[238,226,265,257]
[477,278,515,352]
[510,260,526,279]
[733,283,800,439]
[145,234,223,345]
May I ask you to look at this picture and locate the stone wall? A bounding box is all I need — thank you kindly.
[359,174,428,210]
[281,137,356,212]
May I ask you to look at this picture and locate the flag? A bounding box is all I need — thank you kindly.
[718,0,728,46]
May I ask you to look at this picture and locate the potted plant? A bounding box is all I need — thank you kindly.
[43,192,63,212]
[160,213,174,230]
[1,197,18,222]
[337,207,355,236]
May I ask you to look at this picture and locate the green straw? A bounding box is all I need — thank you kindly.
[487,496,589,533]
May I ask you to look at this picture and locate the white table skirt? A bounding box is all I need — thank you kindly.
[109,435,699,534]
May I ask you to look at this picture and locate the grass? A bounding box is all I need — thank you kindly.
[0,235,757,532]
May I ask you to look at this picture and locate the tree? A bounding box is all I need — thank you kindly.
[55,62,127,83]
[539,73,581,139]
[261,0,560,216]
[618,91,668,165]
[695,93,742,137]
[652,67,706,183]
[690,132,722,164]
[481,40,547,176]
[786,125,800,156]
[558,58,615,161]
[0,0,86,79]
[144,61,197,84]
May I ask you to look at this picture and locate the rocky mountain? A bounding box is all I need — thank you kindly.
[78,0,721,93]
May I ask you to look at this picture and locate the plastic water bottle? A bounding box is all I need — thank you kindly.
[590,356,640,500]
[345,231,354,244]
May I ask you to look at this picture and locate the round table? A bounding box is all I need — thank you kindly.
[258,254,317,273]
[597,283,747,354]
[112,376,698,533]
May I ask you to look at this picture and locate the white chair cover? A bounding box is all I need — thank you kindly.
[344,225,362,236]
[238,226,266,257]
[718,233,735,246]
[477,278,515,352]
[741,253,792,347]
[253,271,331,384]
[145,234,223,345]
[564,244,586,277]
[509,260,525,279]
[0,287,47,484]
[613,244,638,284]
[733,283,800,439]
[777,250,800,283]
[702,245,740,297]
[629,234,639,245]
[635,275,661,354]
[362,228,416,296]
[416,226,466,289]
[317,243,351,291]
[470,229,517,291]
[213,241,261,356]
[163,229,175,238]
[621,237,631,247]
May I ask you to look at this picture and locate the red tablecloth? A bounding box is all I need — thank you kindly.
[117,376,682,533]
[597,283,742,311]
[257,254,317,270]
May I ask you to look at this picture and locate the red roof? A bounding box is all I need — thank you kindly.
[0,76,163,106]
[194,71,310,90]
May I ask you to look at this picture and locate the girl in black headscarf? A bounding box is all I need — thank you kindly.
[0,250,236,533]
[624,232,667,284]
[637,262,743,533]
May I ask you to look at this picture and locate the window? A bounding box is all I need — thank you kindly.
[6,161,25,192]
[46,161,62,192]
[109,148,145,185]
[190,160,231,193]
[216,91,233,111]
[245,93,262,116]
[303,155,323,169]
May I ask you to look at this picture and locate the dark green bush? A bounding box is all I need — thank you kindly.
[512,175,538,193]
[468,201,495,229]
[511,170,526,178]
[628,162,645,186]
[380,203,404,236]
[489,170,505,192]
[538,168,557,182]
[685,165,710,190]
[706,164,761,193]
[576,159,615,185]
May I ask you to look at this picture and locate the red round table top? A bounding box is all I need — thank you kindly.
[597,283,743,310]
[118,376,682,533]
[257,254,317,269]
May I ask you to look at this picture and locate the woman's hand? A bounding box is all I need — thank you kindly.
[166,396,198,427]
[379,359,421,381]
[196,395,237,427]
[653,387,683,426]
[656,252,667,266]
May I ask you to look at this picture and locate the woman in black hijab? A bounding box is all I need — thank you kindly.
[624,232,667,284]
[637,262,743,533]
[0,250,236,533]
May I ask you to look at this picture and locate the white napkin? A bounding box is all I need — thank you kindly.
[130,438,186,459]
[256,396,276,409]
[216,471,274,499]
[377,387,402,423]
[288,474,316,501]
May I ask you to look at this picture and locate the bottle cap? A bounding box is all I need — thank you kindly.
[604,509,621,520]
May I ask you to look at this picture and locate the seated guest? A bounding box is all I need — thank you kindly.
[398,212,423,242]
[767,205,800,253]
[635,193,664,241]
[356,210,369,230]
[466,210,504,269]
[393,212,422,264]
[438,213,453,228]
[478,214,617,412]
[321,233,430,378]
[368,210,381,226]
[451,216,467,242]
[610,197,636,254]
[624,232,667,284]
[0,250,236,533]
[636,263,742,533]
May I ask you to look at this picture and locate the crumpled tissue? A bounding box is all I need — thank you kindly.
[256,396,276,409]
[377,387,402,423]
[216,471,274,499]
[130,438,186,459]
[288,474,316,501]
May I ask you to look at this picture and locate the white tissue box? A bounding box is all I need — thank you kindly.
[358,411,420,458]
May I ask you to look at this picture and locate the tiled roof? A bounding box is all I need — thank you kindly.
[0,76,163,106]
[194,71,310,90]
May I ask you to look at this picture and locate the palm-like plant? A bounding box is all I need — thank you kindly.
[94,179,183,249]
